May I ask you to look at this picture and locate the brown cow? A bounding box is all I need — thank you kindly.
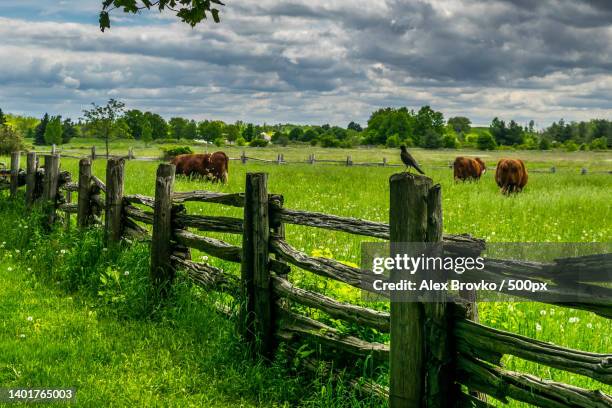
[171,152,229,183]
[453,157,486,181]
[495,159,528,194]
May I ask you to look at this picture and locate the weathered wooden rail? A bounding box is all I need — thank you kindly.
[2,150,611,407]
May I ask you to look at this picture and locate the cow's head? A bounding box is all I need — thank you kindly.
[475,157,486,175]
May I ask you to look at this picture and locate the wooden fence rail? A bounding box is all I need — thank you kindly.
[2,151,611,407]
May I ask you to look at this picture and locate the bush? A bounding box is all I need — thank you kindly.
[154,138,184,144]
[273,135,289,146]
[476,133,497,150]
[236,137,246,146]
[564,141,578,152]
[213,137,225,147]
[386,134,400,148]
[249,138,269,147]
[0,125,25,155]
[539,138,551,150]
[161,146,193,159]
[579,143,588,151]
[310,139,318,146]
[590,137,607,150]
[319,134,340,148]
[442,133,458,149]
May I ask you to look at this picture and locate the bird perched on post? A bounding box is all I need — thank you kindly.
[400,145,425,174]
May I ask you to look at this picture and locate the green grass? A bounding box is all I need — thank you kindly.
[1,143,611,407]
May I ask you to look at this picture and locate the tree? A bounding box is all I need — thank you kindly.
[423,128,443,149]
[169,117,188,140]
[447,116,471,134]
[0,108,5,126]
[414,106,445,147]
[198,120,223,141]
[62,118,78,143]
[124,109,145,139]
[477,132,497,150]
[301,128,318,142]
[99,0,225,32]
[442,133,459,148]
[143,112,168,139]
[347,121,363,132]
[34,113,50,145]
[289,127,303,141]
[242,123,255,142]
[44,116,63,145]
[225,124,240,144]
[490,117,525,146]
[141,119,153,146]
[0,125,25,155]
[82,99,126,158]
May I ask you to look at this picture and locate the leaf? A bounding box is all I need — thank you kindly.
[99,11,111,32]
[211,8,220,23]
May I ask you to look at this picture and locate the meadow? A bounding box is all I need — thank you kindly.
[0,143,611,407]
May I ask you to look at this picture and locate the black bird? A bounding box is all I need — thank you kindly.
[400,145,425,174]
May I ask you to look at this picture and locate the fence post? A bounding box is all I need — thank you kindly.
[150,163,176,297]
[241,173,273,358]
[550,166,556,174]
[382,157,387,167]
[77,159,92,228]
[389,173,448,407]
[51,144,57,155]
[581,168,587,175]
[346,155,352,166]
[25,152,37,207]
[91,146,96,161]
[105,158,125,244]
[10,151,21,197]
[241,151,247,164]
[42,154,60,225]
[128,147,134,160]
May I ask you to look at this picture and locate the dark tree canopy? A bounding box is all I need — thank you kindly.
[100,0,225,32]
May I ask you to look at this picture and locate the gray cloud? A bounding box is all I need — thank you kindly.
[0,0,610,126]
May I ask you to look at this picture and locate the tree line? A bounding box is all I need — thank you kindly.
[1,102,610,154]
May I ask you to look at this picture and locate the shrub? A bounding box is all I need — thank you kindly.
[579,143,588,151]
[0,125,25,155]
[476,132,497,150]
[590,137,607,150]
[539,138,551,150]
[442,133,458,149]
[273,135,289,146]
[213,137,225,147]
[249,138,269,147]
[319,134,340,148]
[236,137,246,146]
[154,138,183,144]
[386,134,400,148]
[564,141,578,152]
[161,146,193,159]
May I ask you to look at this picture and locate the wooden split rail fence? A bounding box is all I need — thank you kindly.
[1,151,611,407]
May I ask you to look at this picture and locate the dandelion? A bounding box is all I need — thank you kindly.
[15,249,20,254]
[201,255,209,261]
[124,271,130,276]
[19,334,26,339]
[7,267,12,272]
[60,249,67,255]
[539,310,546,316]
[587,323,593,329]
[27,268,32,272]
[535,323,542,331]
[27,316,33,321]
[568,317,580,324]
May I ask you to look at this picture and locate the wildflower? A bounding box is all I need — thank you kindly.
[19,334,26,339]
[539,310,546,316]
[568,317,580,324]
[60,249,67,255]
[27,316,33,322]
[587,323,593,329]
[7,267,12,272]
[535,323,542,331]
[15,249,20,254]
[124,271,130,276]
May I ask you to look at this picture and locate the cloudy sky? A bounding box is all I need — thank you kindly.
[0,0,610,127]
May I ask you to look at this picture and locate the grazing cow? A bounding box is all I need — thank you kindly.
[171,152,229,183]
[495,159,528,194]
[453,157,486,181]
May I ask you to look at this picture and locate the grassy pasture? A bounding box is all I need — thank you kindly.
[1,145,611,406]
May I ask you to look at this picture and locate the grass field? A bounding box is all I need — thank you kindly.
[1,143,611,407]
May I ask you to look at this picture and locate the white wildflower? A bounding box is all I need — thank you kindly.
[27,316,33,321]
[568,317,580,324]
[124,271,130,276]
[19,334,26,338]
[535,323,542,331]
[539,310,546,316]
[587,323,593,329]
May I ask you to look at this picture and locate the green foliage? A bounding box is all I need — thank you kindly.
[213,137,225,147]
[490,117,524,146]
[301,128,318,142]
[242,123,255,142]
[44,116,63,145]
[347,121,363,132]
[143,111,168,140]
[385,134,400,148]
[197,120,224,141]
[564,140,579,152]
[141,119,153,146]
[236,136,246,146]
[0,124,25,154]
[319,134,340,148]
[422,128,443,149]
[477,132,497,150]
[34,113,49,146]
[0,108,5,126]
[539,138,551,150]
[249,138,269,147]
[447,116,471,134]
[100,0,225,32]
[82,99,126,157]
[289,127,303,141]
[62,118,78,143]
[272,131,289,146]
[5,113,39,138]
[442,133,459,149]
[162,146,193,159]
[590,137,607,150]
